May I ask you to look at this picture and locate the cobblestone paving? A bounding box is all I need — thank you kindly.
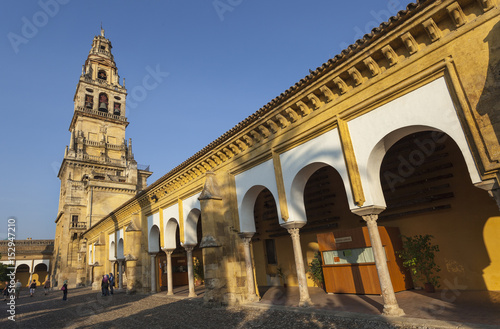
[0,287,495,329]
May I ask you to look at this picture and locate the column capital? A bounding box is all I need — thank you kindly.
[238,232,255,239]
[351,205,385,217]
[239,232,254,246]
[183,245,195,252]
[286,227,301,239]
[161,248,175,255]
[361,213,379,224]
[281,221,306,230]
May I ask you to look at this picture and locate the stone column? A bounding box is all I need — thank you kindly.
[239,232,258,302]
[184,245,196,297]
[118,260,124,289]
[354,207,405,317]
[162,248,174,295]
[282,222,312,307]
[150,253,157,294]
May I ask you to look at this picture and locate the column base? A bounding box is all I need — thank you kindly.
[188,292,197,298]
[382,304,405,317]
[166,291,174,296]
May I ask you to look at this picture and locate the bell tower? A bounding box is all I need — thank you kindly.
[52,28,153,288]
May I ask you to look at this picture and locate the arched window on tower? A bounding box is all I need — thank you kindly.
[113,102,121,116]
[85,95,93,109]
[98,70,107,81]
[98,93,108,112]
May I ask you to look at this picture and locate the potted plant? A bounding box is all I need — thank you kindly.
[193,257,204,286]
[276,265,287,288]
[398,234,441,292]
[306,251,324,290]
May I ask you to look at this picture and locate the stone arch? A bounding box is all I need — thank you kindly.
[15,264,30,287]
[117,238,124,259]
[33,263,48,284]
[366,126,480,207]
[184,208,201,246]
[164,218,179,249]
[109,241,116,260]
[34,263,47,272]
[376,130,498,291]
[348,77,482,207]
[289,162,336,225]
[239,185,268,233]
[148,225,160,253]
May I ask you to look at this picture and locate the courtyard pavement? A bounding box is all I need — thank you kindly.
[0,285,498,328]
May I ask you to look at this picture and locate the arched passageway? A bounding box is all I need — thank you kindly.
[33,263,48,285]
[378,131,498,290]
[16,264,30,287]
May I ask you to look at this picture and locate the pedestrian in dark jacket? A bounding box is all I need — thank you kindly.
[109,273,115,295]
[29,280,36,297]
[61,280,68,301]
[101,275,109,296]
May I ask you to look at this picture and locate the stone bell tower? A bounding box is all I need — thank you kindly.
[51,28,153,288]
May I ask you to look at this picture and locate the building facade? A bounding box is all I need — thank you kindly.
[51,28,152,288]
[54,0,500,317]
[0,240,54,288]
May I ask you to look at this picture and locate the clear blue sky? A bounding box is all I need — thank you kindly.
[0,0,409,240]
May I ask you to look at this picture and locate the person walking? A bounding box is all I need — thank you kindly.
[14,280,21,299]
[109,273,114,295]
[2,281,9,301]
[101,275,109,296]
[61,280,68,301]
[29,280,36,297]
[43,279,50,295]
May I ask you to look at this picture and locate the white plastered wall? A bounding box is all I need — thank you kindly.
[235,159,281,233]
[33,259,50,271]
[15,260,32,271]
[280,128,353,224]
[116,228,124,259]
[147,212,161,253]
[348,77,481,208]
[108,232,116,260]
[162,203,180,249]
[182,192,201,245]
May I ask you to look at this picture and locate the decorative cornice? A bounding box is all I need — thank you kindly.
[82,0,496,238]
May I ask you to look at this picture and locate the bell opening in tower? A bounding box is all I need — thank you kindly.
[98,93,108,113]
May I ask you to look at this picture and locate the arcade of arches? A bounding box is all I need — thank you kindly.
[57,0,500,318]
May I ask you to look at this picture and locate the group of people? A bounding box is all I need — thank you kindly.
[2,278,51,300]
[3,274,116,301]
[101,273,115,296]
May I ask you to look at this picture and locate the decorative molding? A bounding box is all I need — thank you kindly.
[306,93,321,110]
[319,85,335,103]
[348,67,363,86]
[296,101,311,116]
[363,57,380,77]
[285,108,299,122]
[446,2,466,27]
[382,45,398,66]
[178,198,184,244]
[401,32,419,55]
[333,76,348,94]
[422,18,441,42]
[337,118,365,207]
[272,151,289,221]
